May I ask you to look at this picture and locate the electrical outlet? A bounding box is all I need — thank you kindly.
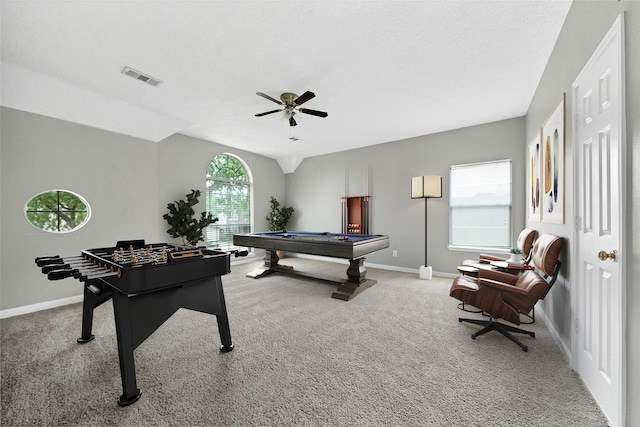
[393,250,397,257]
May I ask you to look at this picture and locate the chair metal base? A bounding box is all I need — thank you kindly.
[458,317,535,352]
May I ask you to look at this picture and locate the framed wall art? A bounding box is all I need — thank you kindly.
[541,94,565,223]
[527,129,542,221]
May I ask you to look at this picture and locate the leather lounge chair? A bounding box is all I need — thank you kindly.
[450,233,564,351]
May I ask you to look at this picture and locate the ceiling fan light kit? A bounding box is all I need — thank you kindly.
[255,91,328,127]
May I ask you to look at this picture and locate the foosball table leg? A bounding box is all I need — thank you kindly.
[77,281,113,344]
[112,291,142,406]
[211,276,234,353]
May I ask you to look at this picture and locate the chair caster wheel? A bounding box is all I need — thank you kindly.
[471,334,476,340]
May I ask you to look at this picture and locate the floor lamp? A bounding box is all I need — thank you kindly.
[411,176,442,280]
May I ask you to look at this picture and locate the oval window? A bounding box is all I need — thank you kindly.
[25,190,91,233]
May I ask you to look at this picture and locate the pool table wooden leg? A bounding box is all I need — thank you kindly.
[346,258,367,283]
[332,258,377,301]
[332,279,377,301]
[246,250,293,278]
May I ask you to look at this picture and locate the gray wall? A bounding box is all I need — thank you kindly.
[2,1,638,421]
[286,117,526,272]
[0,108,160,309]
[0,107,284,311]
[525,1,640,424]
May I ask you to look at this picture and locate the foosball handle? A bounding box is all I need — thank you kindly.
[42,263,70,274]
[36,257,64,267]
[47,269,76,280]
[35,255,60,263]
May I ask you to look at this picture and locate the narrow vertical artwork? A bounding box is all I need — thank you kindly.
[541,94,565,223]
[527,130,542,221]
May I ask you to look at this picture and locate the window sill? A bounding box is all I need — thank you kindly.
[448,245,510,255]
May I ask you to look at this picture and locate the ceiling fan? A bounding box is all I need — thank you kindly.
[255,91,328,127]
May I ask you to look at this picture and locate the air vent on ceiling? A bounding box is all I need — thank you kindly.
[121,66,163,88]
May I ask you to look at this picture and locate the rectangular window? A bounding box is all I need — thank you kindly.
[449,159,512,249]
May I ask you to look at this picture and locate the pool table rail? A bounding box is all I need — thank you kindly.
[233,231,389,260]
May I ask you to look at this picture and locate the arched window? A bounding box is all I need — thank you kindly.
[205,153,252,251]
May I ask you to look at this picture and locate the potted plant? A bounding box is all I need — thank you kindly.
[509,248,523,264]
[163,189,218,246]
[266,196,294,231]
[266,196,294,259]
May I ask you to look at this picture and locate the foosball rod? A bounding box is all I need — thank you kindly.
[84,256,167,269]
[90,248,167,258]
[45,264,106,278]
[102,255,169,266]
[47,266,117,281]
[57,252,166,268]
[35,255,88,267]
[78,270,120,281]
[36,249,161,267]
[90,245,172,258]
[42,261,99,274]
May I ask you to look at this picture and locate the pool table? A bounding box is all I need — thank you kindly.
[232,231,390,300]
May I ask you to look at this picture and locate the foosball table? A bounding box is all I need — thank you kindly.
[35,239,234,406]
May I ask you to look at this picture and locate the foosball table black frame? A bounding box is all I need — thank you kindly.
[36,240,234,406]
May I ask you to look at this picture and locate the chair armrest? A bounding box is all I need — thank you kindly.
[478,268,519,285]
[479,253,506,262]
[479,278,529,295]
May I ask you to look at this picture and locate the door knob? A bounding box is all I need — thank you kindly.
[598,250,616,261]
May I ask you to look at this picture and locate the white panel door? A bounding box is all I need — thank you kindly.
[572,15,625,427]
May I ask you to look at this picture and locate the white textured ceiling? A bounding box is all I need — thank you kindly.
[1,1,572,173]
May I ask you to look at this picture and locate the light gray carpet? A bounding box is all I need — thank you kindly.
[1,258,607,426]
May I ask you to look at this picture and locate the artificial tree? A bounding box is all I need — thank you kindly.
[266,196,294,231]
[163,189,218,246]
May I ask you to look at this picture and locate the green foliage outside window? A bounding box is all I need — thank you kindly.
[206,154,250,214]
[25,190,90,232]
[206,154,251,249]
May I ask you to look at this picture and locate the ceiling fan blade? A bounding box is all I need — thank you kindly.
[255,109,283,117]
[256,92,283,105]
[294,91,315,106]
[299,108,328,118]
[289,116,297,127]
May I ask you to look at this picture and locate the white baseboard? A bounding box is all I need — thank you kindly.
[0,294,83,319]
[287,254,458,279]
[535,304,573,365]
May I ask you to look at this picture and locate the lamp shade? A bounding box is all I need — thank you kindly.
[411,176,442,199]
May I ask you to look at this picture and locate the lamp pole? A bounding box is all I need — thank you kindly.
[424,197,429,267]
